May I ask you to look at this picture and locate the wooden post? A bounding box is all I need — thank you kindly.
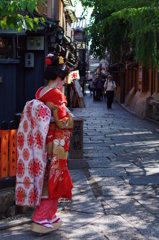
[14,113,21,128]
[69,117,83,159]
[1,121,9,178]
[9,120,17,177]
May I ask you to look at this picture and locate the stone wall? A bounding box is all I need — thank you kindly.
[129,90,151,117]
[0,189,16,219]
[0,188,32,220]
[124,87,135,107]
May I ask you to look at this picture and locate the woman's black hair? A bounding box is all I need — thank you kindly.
[44,53,69,81]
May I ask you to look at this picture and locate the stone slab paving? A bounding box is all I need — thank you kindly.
[101,185,155,197]
[88,176,124,186]
[87,159,135,168]
[125,167,159,176]
[123,175,159,185]
[90,215,138,233]
[89,168,127,177]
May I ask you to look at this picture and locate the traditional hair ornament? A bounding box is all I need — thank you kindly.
[44,53,68,80]
[58,56,64,64]
[45,54,64,66]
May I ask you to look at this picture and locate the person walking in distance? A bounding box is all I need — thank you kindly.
[96,74,104,101]
[92,77,98,101]
[104,74,116,109]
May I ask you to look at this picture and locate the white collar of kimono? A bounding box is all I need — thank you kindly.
[39,82,59,97]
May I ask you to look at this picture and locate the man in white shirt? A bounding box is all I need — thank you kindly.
[104,75,116,109]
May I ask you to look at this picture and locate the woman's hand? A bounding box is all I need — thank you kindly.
[46,101,54,110]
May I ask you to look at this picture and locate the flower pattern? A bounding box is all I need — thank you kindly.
[28,188,35,207]
[34,158,43,177]
[27,130,33,150]
[31,117,36,129]
[35,104,51,122]
[16,100,50,207]
[26,104,32,121]
[33,130,43,149]
[24,177,31,189]
[17,159,25,178]
[23,120,28,133]
[28,159,34,178]
[17,132,24,150]
[16,187,26,205]
[23,148,30,161]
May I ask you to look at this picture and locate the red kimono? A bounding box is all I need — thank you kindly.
[36,86,74,199]
[32,87,74,222]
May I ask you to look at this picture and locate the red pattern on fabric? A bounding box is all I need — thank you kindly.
[23,148,30,161]
[48,159,73,199]
[34,186,39,204]
[26,104,32,121]
[34,158,43,177]
[36,88,68,121]
[44,124,49,135]
[32,198,58,221]
[28,159,34,178]
[16,100,51,207]
[29,188,35,207]
[17,132,24,150]
[23,120,28,132]
[39,178,43,189]
[17,159,25,178]
[31,117,36,129]
[15,187,26,205]
[33,130,44,149]
[27,130,33,149]
[24,177,30,189]
[35,104,51,122]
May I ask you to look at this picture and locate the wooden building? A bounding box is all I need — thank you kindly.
[0,0,78,123]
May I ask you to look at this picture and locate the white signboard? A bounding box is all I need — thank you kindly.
[74,79,83,98]
[25,52,34,68]
[70,70,80,81]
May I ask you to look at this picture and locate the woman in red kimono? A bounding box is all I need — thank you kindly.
[31,54,74,233]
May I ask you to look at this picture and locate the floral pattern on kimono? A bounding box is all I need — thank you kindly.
[15,100,51,207]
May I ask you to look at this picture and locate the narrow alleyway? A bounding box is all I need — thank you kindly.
[1,89,159,239]
[70,90,159,239]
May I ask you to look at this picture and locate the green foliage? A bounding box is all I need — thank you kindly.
[0,0,46,31]
[77,0,159,68]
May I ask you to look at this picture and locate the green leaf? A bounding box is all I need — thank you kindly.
[40,17,45,24]
[27,18,34,28]
[27,1,36,13]
[0,2,4,9]
[20,1,27,11]
[1,20,6,29]
[34,17,39,24]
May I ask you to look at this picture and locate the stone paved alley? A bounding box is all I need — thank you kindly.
[1,90,159,239]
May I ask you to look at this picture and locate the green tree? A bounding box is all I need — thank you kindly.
[0,0,47,31]
[76,0,159,67]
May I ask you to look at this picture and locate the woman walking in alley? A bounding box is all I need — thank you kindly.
[16,53,74,234]
[104,74,116,109]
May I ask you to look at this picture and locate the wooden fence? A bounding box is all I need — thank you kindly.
[0,114,21,184]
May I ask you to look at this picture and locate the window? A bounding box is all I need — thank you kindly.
[0,37,12,59]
